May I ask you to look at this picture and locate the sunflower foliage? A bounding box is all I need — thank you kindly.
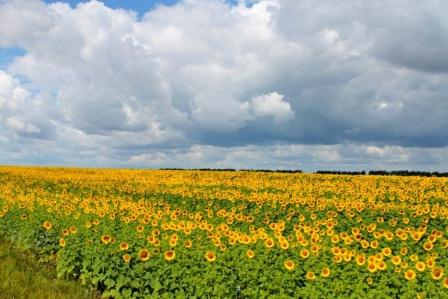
[0,166,448,298]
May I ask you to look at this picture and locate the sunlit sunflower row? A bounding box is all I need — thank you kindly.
[1,166,448,298]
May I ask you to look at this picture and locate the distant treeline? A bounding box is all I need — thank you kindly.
[159,168,448,177]
[159,168,303,173]
[316,170,367,175]
[316,170,448,177]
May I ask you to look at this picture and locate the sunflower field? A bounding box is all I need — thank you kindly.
[1,166,448,298]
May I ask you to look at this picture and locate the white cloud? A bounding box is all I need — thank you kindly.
[0,70,52,138]
[250,92,295,122]
[5,117,41,134]
[366,146,384,157]
[0,0,447,169]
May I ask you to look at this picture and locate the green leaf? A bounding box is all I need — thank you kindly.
[151,279,162,292]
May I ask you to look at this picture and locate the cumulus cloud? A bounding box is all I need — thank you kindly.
[0,70,55,139]
[0,0,447,169]
[250,92,295,122]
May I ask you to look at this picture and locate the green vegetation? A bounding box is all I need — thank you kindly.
[0,238,96,299]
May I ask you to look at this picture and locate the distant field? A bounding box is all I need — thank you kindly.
[1,166,448,298]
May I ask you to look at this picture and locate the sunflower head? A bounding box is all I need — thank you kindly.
[284,260,295,271]
[119,242,129,251]
[164,250,175,261]
[404,269,416,281]
[300,249,310,259]
[101,235,111,244]
[205,251,216,262]
[377,261,387,271]
[432,268,444,280]
[367,262,377,273]
[43,220,52,230]
[391,256,402,266]
[184,240,192,248]
[321,267,330,278]
[415,261,426,272]
[123,253,131,263]
[139,249,150,261]
[442,278,448,289]
[264,238,274,249]
[356,255,366,266]
[246,249,255,259]
[306,271,315,280]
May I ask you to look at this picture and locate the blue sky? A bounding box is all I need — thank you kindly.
[0,0,448,171]
[0,47,26,68]
[44,0,180,14]
[43,0,240,15]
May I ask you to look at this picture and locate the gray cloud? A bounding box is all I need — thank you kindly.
[0,0,447,169]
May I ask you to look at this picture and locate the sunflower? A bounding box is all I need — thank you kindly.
[59,238,66,247]
[169,238,178,247]
[370,240,379,249]
[119,242,129,251]
[423,242,433,251]
[123,253,131,263]
[367,262,377,273]
[246,249,255,259]
[391,256,402,266]
[136,225,145,233]
[426,258,435,269]
[382,247,392,257]
[404,269,416,281]
[333,255,342,264]
[280,240,289,250]
[377,261,387,271]
[432,268,444,280]
[69,226,77,234]
[284,260,295,271]
[164,250,175,261]
[400,247,408,256]
[356,255,366,266]
[42,220,52,230]
[361,240,369,249]
[101,235,111,244]
[205,251,216,262]
[184,240,192,248]
[320,267,330,278]
[306,271,315,280]
[264,238,275,249]
[441,239,448,249]
[139,249,150,262]
[300,249,310,259]
[311,244,320,254]
[442,278,448,289]
[415,262,426,272]
[343,253,352,262]
[229,238,237,245]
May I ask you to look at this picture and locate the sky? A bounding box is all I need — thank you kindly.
[0,0,447,171]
